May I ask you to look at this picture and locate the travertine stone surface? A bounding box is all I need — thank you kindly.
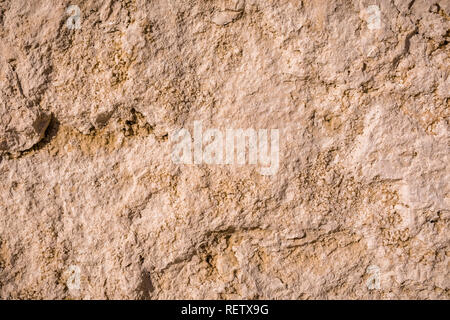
[0,0,448,299]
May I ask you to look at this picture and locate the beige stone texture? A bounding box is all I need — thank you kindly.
[0,0,448,299]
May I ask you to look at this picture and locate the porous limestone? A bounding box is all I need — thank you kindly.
[0,0,448,299]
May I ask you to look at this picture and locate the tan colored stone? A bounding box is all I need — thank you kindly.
[0,0,448,299]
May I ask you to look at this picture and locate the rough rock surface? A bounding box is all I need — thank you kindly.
[0,0,449,299]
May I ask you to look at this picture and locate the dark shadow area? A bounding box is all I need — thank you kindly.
[138,270,155,300]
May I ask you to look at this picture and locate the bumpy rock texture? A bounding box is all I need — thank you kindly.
[0,0,449,299]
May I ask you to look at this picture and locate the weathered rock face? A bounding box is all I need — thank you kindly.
[0,0,448,299]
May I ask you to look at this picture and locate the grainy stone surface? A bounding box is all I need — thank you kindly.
[0,0,449,299]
